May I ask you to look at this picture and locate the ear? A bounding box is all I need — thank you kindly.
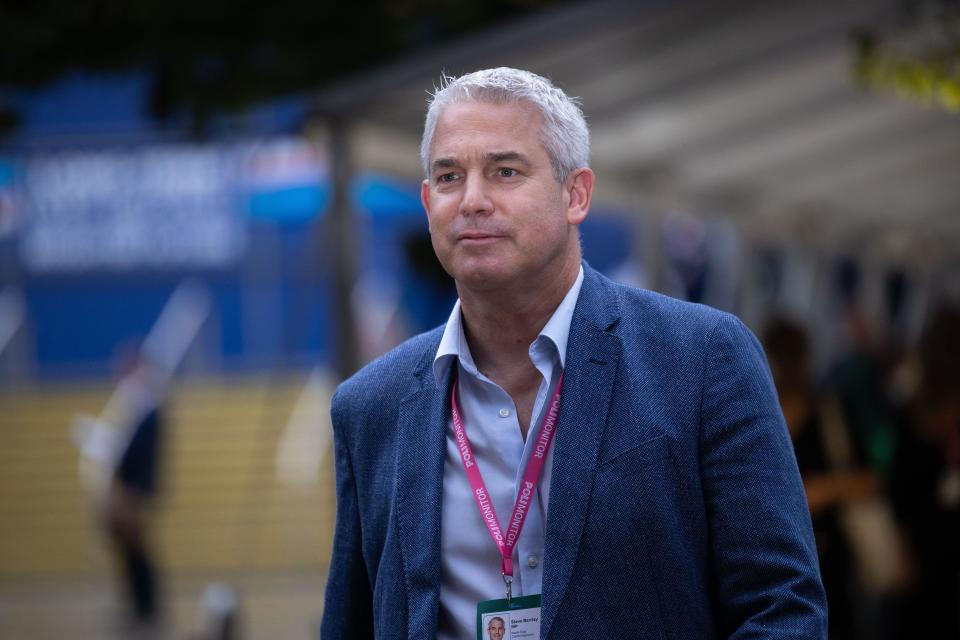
[421,179,432,230]
[565,168,594,226]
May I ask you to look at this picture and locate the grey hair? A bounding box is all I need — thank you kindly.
[420,67,590,183]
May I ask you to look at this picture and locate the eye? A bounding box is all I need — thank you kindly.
[497,167,517,178]
[437,172,459,184]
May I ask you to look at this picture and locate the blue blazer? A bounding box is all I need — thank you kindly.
[322,264,826,639]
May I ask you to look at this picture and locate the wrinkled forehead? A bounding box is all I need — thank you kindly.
[430,99,545,150]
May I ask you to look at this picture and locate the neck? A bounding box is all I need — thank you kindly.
[458,256,579,378]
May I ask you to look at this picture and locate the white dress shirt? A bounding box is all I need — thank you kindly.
[433,267,584,639]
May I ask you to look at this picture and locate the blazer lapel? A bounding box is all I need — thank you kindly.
[394,347,452,637]
[541,266,623,639]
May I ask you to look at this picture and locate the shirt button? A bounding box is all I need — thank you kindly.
[499,408,510,418]
[527,555,539,568]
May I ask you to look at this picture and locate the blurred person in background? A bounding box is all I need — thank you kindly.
[764,317,882,639]
[102,346,167,633]
[830,262,899,479]
[890,304,960,638]
[402,231,459,333]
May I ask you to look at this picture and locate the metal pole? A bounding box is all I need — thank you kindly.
[327,113,361,380]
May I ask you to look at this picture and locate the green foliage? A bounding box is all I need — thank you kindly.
[853,29,960,113]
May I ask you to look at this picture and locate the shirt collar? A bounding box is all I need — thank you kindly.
[432,266,585,385]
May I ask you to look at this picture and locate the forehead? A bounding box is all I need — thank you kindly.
[430,100,547,162]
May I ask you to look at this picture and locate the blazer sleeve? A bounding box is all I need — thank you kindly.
[699,314,827,639]
[320,390,375,639]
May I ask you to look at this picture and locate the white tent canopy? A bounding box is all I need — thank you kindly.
[313,0,960,271]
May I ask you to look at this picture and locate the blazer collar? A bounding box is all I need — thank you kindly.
[541,264,623,638]
[395,335,449,637]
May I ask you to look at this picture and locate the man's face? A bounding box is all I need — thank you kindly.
[421,100,590,294]
[487,617,505,640]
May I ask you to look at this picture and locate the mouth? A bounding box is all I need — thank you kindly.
[457,231,505,243]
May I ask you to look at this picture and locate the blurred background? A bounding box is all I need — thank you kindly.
[1,0,959,638]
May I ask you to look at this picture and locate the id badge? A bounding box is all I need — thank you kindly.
[476,594,541,640]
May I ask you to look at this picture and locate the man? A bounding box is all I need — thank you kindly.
[321,68,826,639]
[102,350,166,629]
[486,616,506,640]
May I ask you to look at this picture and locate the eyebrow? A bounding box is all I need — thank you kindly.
[431,152,532,173]
[431,157,458,171]
[488,151,530,166]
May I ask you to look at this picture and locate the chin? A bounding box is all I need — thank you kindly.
[453,263,515,290]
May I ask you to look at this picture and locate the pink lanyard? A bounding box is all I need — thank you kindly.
[450,368,564,599]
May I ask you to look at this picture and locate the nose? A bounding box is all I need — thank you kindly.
[459,174,493,217]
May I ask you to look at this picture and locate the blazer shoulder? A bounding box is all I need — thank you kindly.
[606,277,736,337]
[609,287,774,406]
[332,325,444,416]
